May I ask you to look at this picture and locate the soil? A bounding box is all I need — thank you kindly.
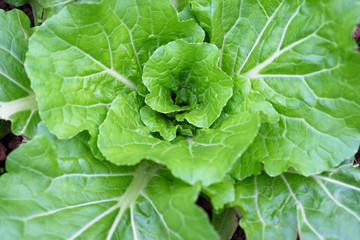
[1,1,360,240]
[355,24,360,51]
[196,196,213,219]
[231,227,246,240]
[355,146,360,165]
[0,133,23,174]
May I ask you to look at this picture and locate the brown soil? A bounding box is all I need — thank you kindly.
[0,133,23,174]
[354,23,360,51]
[355,146,360,165]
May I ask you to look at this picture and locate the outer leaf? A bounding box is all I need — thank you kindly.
[4,0,28,6]
[98,92,260,186]
[212,208,239,240]
[221,75,278,124]
[5,0,99,25]
[25,0,204,158]
[143,40,233,129]
[30,0,74,25]
[0,10,40,138]
[233,165,360,240]
[191,0,360,178]
[0,133,218,240]
[179,5,196,22]
[202,175,235,211]
[140,106,178,141]
[171,0,189,12]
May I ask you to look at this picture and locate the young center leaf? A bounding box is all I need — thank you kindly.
[0,10,40,138]
[25,0,204,158]
[233,165,360,240]
[191,0,360,178]
[0,132,218,240]
[98,91,259,186]
[97,39,261,186]
[143,40,233,129]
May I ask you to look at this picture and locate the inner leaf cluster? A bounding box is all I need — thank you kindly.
[137,40,233,141]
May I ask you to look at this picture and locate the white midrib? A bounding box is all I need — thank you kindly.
[315,178,360,222]
[237,0,285,75]
[238,1,321,80]
[18,109,36,135]
[281,175,324,240]
[0,70,32,94]
[0,94,38,119]
[254,176,266,240]
[45,26,137,91]
[0,45,23,64]
[22,199,119,221]
[106,163,159,240]
[68,162,159,240]
[241,30,319,79]
[314,176,360,192]
[141,192,183,240]
[171,0,178,10]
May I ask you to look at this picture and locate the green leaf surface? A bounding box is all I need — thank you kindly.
[25,0,204,158]
[31,0,76,25]
[140,106,178,141]
[0,133,218,240]
[191,0,360,178]
[179,4,197,22]
[4,0,28,7]
[5,0,97,25]
[0,10,40,138]
[98,92,260,186]
[171,0,188,12]
[202,175,235,211]
[212,208,239,240]
[233,165,360,240]
[221,75,279,124]
[143,40,233,129]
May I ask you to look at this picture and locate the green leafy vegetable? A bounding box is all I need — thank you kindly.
[212,208,239,240]
[98,91,259,186]
[191,0,360,178]
[0,10,40,138]
[1,0,360,239]
[25,0,204,158]
[0,131,218,239]
[143,40,233,129]
[140,105,178,141]
[233,165,360,240]
[202,175,235,211]
[4,0,87,25]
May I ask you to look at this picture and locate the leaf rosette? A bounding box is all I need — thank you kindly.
[144,40,232,127]
[141,40,233,139]
[98,40,260,186]
[25,0,205,159]
[0,10,40,138]
[191,0,360,180]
